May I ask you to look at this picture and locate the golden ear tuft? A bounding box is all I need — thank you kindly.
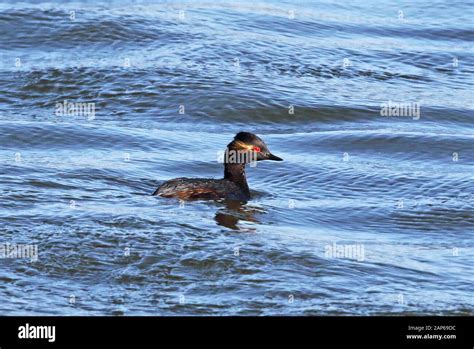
[234,140,254,150]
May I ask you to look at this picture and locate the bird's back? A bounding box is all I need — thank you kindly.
[153,177,249,201]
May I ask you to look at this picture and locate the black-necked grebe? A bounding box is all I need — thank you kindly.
[153,132,283,201]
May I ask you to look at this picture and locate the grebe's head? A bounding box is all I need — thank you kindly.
[226,132,283,163]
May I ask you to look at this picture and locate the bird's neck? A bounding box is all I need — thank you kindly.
[224,162,250,195]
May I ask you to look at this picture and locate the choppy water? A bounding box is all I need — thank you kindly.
[0,0,473,315]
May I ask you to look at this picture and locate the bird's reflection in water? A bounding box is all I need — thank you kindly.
[214,200,265,231]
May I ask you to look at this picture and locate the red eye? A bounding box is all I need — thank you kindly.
[253,146,261,152]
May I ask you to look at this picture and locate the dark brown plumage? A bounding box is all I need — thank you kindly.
[152,132,283,201]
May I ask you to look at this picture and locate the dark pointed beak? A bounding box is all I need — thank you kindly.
[266,152,283,161]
